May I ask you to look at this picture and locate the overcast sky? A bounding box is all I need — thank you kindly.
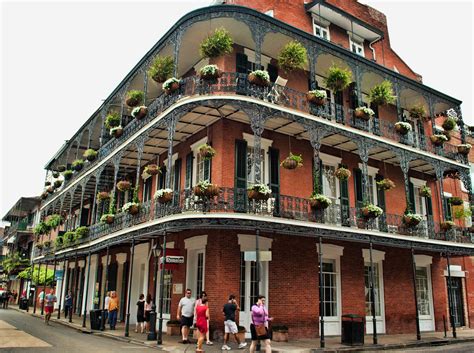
[1,0,472,226]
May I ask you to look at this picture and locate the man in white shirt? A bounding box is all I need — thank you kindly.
[177,289,195,344]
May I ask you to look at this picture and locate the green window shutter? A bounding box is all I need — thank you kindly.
[349,82,358,110]
[267,63,278,83]
[339,164,350,226]
[376,174,387,232]
[204,157,211,182]
[408,181,415,212]
[185,152,193,189]
[444,197,452,220]
[236,53,248,74]
[425,196,433,216]
[174,159,182,191]
[269,148,280,215]
[235,140,248,212]
[354,168,363,208]
[417,119,426,147]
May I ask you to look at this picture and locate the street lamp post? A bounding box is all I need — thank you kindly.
[147,244,160,341]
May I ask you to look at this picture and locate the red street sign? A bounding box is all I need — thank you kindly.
[159,249,183,270]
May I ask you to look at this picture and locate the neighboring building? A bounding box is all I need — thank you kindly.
[33,1,473,339]
[2,197,41,299]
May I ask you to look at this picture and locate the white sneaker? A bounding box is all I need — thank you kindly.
[238,342,247,349]
[221,345,231,350]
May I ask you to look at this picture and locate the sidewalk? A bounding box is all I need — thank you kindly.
[9,306,474,352]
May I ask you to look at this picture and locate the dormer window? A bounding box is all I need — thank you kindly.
[313,16,330,41]
[349,37,364,56]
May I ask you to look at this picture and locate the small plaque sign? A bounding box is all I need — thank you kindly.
[173,283,183,295]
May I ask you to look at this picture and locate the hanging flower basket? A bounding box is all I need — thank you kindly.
[96,191,110,204]
[72,159,84,172]
[361,204,383,219]
[430,134,448,146]
[57,165,66,172]
[448,197,463,206]
[442,117,457,131]
[53,180,62,189]
[154,189,173,204]
[419,186,431,198]
[457,144,472,155]
[247,184,272,201]
[131,106,148,120]
[335,167,351,181]
[52,171,60,178]
[403,213,423,227]
[63,170,73,180]
[41,191,49,200]
[144,164,160,176]
[306,90,327,106]
[125,90,144,108]
[194,181,220,198]
[199,64,222,80]
[309,194,332,210]
[440,221,455,231]
[122,202,140,215]
[280,153,303,170]
[354,106,374,121]
[162,78,180,95]
[47,186,54,194]
[394,122,412,135]
[409,105,427,120]
[110,126,123,138]
[117,180,131,192]
[198,144,216,160]
[376,178,396,191]
[83,149,98,162]
[248,70,270,87]
[100,214,115,224]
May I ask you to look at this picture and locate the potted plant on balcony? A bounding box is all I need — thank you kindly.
[122,186,141,215]
[105,112,121,130]
[63,231,75,247]
[148,55,175,83]
[198,144,216,161]
[430,134,448,146]
[442,117,457,131]
[272,325,289,342]
[394,122,412,135]
[57,165,66,172]
[117,180,131,192]
[40,191,49,200]
[440,220,455,231]
[46,214,63,229]
[54,236,63,249]
[248,70,270,87]
[277,40,307,73]
[162,77,180,94]
[247,183,272,201]
[47,186,54,194]
[110,126,123,138]
[166,320,181,336]
[448,196,463,206]
[361,203,383,219]
[457,143,472,155]
[75,226,89,241]
[53,180,62,189]
[309,193,332,210]
[376,178,395,191]
[72,159,84,172]
[324,65,352,92]
[83,149,98,162]
[199,64,222,81]
[131,106,148,120]
[154,188,173,204]
[144,164,160,176]
[306,90,327,106]
[125,90,144,108]
[335,167,351,181]
[419,185,431,197]
[194,180,220,198]
[52,171,60,178]
[100,197,116,225]
[354,106,374,121]
[96,191,110,204]
[403,213,423,227]
[368,80,396,106]
[280,153,303,170]
[409,104,427,121]
[63,169,73,180]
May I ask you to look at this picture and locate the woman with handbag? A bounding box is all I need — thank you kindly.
[250,295,272,353]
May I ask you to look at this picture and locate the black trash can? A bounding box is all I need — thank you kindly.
[341,314,364,346]
[19,298,28,310]
[90,309,102,330]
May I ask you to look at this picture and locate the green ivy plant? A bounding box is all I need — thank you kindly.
[277,40,308,73]
[105,112,121,129]
[324,65,352,92]
[368,80,396,106]
[199,27,234,59]
[148,55,175,83]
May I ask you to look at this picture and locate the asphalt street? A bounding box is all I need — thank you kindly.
[0,309,154,353]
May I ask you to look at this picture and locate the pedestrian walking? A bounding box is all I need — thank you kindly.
[136,294,145,333]
[144,294,153,334]
[177,288,195,344]
[37,289,45,309]
[64,291,73,319]
[194,291,213,345]
[249,295,272,353]
[195,297,209,352]
[104,291,111,325]
[0,291,6,308]
[107,291,119,330]
[222,294,247,350]
[44,289,57,325]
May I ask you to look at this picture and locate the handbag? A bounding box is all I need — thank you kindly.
[255,324,267,336]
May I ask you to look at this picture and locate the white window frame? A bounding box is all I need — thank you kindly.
[362,249,386,334]
[242,132,273,186]
[162,153,179,190]
[312,15,331,41]
[243,48,271,71]
[190,137,209,185]
[184,235,208,296]
[410,177,427,217]
[414,255,435,332]
[349,37,365,56]
[316,244,343,336]
[358,164,379,205]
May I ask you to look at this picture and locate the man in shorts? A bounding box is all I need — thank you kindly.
[177,289,195,343]
[44,289,57,325]
[222,294,247,350]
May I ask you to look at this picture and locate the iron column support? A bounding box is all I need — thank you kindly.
[157,231,168,345]
[41,261,48,315]
[148,241,159,341]
[446,253,457,338]
[318,236,325,348]
[369,237,378,345]
[125,236,136,337]
[101,245,110,331]
[83,251,92,328]
[33,262,41,314]
[411,247,421,340]
[57,257,67,319]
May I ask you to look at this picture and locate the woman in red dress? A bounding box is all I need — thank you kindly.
[195,297,210,352]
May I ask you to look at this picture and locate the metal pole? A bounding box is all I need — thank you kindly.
[369,237,378,345]
[72,253,79,316]
[41,261,48,315]
[157,231,167,345]
[148,241,158,341]
[446,253,457,338]
[57,257,67,319]
[83,251,92,328]
[411,247,421,340]
[125,236,136,337]
[255,229,260,294]
[318,236,325,348]
[33,262,41,314]
[101,245,110,331]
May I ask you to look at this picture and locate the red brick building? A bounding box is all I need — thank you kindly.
[32,0,473,341]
